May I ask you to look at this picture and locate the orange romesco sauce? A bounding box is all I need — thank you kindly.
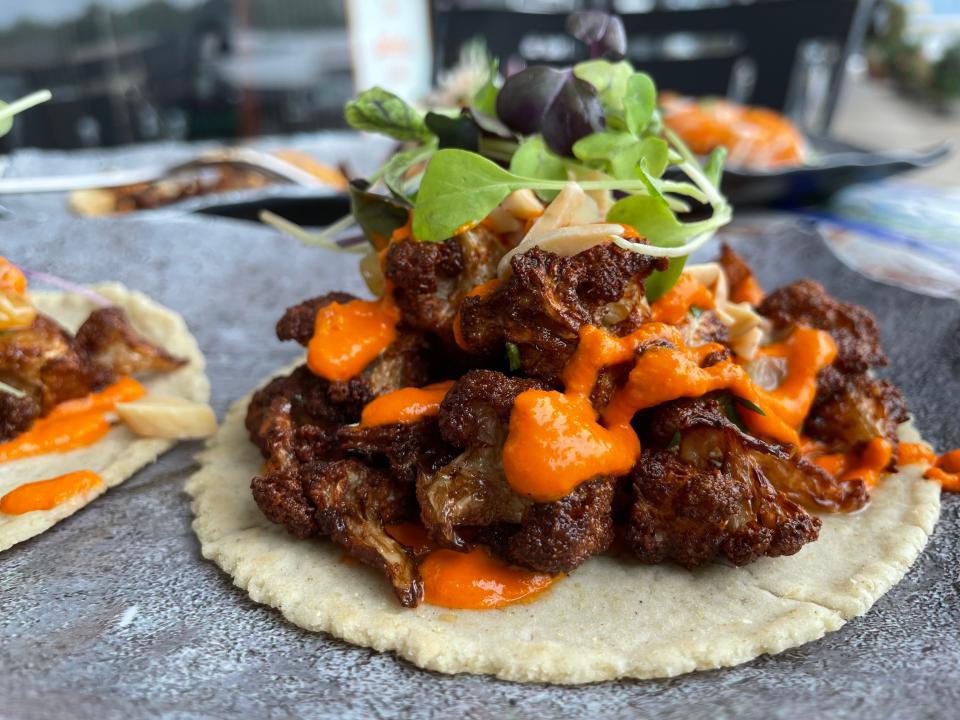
[453,279,502,350]
[649,274,715,324]
[360,381,455,427]
[661,96,805,168]
[307,295,400,382]
[731,274,764,305]
[388,523,560,609]
[420,546,558,609]
[0,378,145,462]
[0,257,27,293]
[745,326,837,429]
[809,437,893,489]
[899,443,960,492]
[503,322,834,501]
[0,470,102,515]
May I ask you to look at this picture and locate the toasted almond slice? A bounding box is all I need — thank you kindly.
[484,206,524,234]
[116,396,217,439]
[532,224,624,257]
[500,189,543,220]
[69,188,118,217]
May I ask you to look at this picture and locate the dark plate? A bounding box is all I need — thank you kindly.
[2,214,957,718]
[720,135,952,207]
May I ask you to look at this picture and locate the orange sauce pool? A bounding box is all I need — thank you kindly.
[388,523,560,609]
[661,95,806,169]
[307,295,400,382]
[453,279,502,350]
[420,546,558,609]
[0,378,145,462]
[0,256,27,293]
[649,274,715,324]
[503,323,833,502]
[899,443,960,492]
[0,256,35,331]
[745,326,837,429]
[360,381,454,427]
[0,470,102,514]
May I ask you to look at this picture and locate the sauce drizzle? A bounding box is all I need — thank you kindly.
[420,546,558,609]
[360,381,454,427]
[0,378,145,462]
[1,470,103,514]
[307,295,400,382]
[899,443,960,492]
[503,323,835,502]
[649,274,715,324]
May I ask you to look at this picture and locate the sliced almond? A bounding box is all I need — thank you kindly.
[531,224,624,257]
[500,189,543,220]
[69,188,118,217]
[116,396,217,439]
[483,206,523,234]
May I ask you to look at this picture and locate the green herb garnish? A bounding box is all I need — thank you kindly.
[289,11,733,301]
[505,342,521,372]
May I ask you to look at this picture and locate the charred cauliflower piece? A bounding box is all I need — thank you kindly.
[248,365,423,606]
[417,370,537,549]
[758,279,907,459]
[75,306,187,377]
[0,313,102,412]
[337,417,455,486]
[0,390,40,442]
[418,369,616,574]
[384,227,504,345]
[275,292,430,412]
[456,244,667,385]
[628,396,866,568]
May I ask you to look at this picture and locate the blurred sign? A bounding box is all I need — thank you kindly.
[346,0,432,103]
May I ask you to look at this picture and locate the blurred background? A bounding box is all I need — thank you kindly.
[0,1,957,175]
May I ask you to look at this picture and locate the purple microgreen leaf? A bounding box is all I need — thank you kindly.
[496,66,604,157]
[566,11,627,60]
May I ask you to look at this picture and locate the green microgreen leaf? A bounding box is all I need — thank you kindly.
[472,59,500,116]
[348,180,410,250]
[413,149,699,242]
[733,395,766,416]
[505,342,521,372]
[689,306,703,318]
[668,431,681,448]
[381,142,437,201]
[624,72,656,136]
[606,193,692,301]
[344,87,432,143]
[704,146,727,188]
[719,394,748,431]
[572,59,633,126]
[571,130,635,162]
[424,112,479,151]
[509,135,568,201]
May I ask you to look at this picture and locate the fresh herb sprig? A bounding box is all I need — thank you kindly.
[298,12,731,301]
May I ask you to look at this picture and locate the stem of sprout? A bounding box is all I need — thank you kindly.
[0,90,52,123]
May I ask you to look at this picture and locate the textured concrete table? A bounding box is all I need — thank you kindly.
[1,212,957,720]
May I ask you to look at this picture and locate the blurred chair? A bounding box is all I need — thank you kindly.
[432,0,873,133]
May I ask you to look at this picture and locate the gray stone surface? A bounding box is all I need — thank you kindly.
[0,213,957,720]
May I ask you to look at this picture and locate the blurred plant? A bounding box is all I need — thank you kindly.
[931,41,960,105]
[867,0,960,112]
